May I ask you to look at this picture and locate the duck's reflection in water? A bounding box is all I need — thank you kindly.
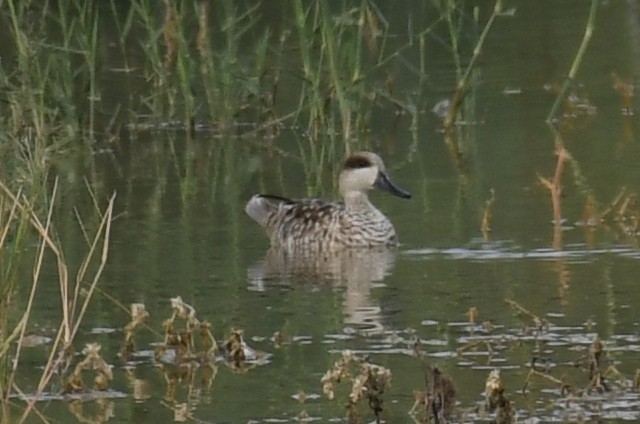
[247,247,397,336]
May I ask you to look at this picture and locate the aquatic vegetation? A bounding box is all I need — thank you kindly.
[419,301,639,423]
[611,71,634,115]
[480,189,495,240]
[409,367,456,423]
[121,303,150,359]
[483,370,514,424]
[546,0,599,123]
[154,296,220,362]
[64,343,113,393]
[0,180,115,421]
[442,0,505,131]
[321,350,392,422]
[1,1,639,423]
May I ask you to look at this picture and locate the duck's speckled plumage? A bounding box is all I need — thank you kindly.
[245,152,411,250]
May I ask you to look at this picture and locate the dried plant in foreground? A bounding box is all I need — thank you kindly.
[599,188,640,237]
[221,329,265,371]
[573,334,625,393]
[321,350,392,423]
[155,296,219,363]
[121,303,150,359]
[522,365,572,397]
[481,189,495,240]
[408,365,457,423]
[64,343,113,393]
[537,142,571,248]
[484,369,514,424]
[426,366,456,423]
[505,299,549,334]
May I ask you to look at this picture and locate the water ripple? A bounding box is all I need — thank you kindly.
[404,242,640,262]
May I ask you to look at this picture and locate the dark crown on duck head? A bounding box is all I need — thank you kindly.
[343,154,373,170]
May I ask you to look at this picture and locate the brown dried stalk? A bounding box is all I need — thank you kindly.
[481,189,495,239]
[505,299,548,332]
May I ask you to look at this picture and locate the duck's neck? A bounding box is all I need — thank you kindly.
[343,191,375,212]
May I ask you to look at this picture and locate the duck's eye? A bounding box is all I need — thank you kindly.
[345,156,371,169]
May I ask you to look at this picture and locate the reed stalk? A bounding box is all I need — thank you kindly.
[443,0,503,131]
[0,181,115,422]
[546,0,598,123]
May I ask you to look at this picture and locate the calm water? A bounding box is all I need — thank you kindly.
[9,1,640,423]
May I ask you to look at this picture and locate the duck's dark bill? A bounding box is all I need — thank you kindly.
[374,172,412,199]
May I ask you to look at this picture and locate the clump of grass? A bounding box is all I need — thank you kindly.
[0,180,115,421]
[292,0,400,145]
[1,0,103,189]
[321,349,392,422]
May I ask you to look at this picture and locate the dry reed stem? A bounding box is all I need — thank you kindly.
[162,0,178,74]
[6,384,51,424]
[8,189,117,423]
[4,180,59,399]
[522,368,571,395]
[538,144,570,225]
[504,299,547,331]
[538,142,571,249]
[481,189,495,239]
[0,187,22,248]
[457,340,494,361]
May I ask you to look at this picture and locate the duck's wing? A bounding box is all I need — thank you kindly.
[271,198,345,242]
[246,194,346,243]
[245,194,294,227]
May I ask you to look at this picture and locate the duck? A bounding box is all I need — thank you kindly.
[245,152,411,250]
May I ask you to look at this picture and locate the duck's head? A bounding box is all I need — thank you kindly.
[338,152,412,199]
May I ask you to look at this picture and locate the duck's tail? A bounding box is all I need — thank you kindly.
[245,194,291,228]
